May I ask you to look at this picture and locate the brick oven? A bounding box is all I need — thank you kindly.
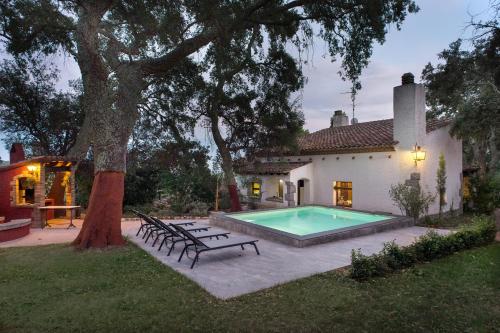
[0,144,76,228]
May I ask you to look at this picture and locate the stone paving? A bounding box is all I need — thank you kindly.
[124,221,450,299]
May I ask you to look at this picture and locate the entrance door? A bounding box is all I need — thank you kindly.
[297,179,304,205]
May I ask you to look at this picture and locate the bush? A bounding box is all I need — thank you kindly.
[350,215,496,280]
[467,172,500,213]
[350,249,389,280]
[413,230,445,261]
[389,183,435,223]
[381,241,416,270]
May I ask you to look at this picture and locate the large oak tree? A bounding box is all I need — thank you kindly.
[0,0,418,248]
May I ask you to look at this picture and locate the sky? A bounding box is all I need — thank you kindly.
[0,0,493,161]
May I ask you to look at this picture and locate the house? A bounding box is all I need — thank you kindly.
[236,73,463,216]
[0,143,76,229]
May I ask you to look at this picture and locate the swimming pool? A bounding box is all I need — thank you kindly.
[232,206,391,236]
[210,206,412,247]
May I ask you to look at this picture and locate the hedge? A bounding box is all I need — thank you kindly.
[350,215,497,280]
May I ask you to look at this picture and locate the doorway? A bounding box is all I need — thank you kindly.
[297,179,310,205]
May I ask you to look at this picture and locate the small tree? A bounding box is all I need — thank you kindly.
[389,183,436,223]
[436,153,447,218]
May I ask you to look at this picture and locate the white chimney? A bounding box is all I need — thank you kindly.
[393,73,426,150]
[330,110,349,127]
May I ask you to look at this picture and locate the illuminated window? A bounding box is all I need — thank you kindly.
[251,182,261,196]
[333,181,352,208]
[278,180,284,198]
[17,177,36,205]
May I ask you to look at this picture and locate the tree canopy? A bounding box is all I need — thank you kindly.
[0,58,83,156]
[422,3,500,176]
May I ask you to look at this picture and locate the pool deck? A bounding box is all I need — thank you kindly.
[124,221,450,299]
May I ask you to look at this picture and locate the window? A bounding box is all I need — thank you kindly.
[251,182,261,196]
[17,177,36,205]
[333,181,352,207]
[278,180,284,198]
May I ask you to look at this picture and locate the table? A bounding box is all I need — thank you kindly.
[39,206,81,229]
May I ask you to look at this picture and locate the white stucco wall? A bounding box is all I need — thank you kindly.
[289,162,314,205]
[237,174,290,208]
[245,127,462,215]
[260,175,288,201]
[421,125,463,215]
[288,152,402,214]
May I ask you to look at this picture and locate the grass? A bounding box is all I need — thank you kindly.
[0,242,499,333]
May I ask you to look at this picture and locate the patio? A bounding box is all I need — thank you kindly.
[123,221,450,299]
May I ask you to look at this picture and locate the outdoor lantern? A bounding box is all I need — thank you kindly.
[27,164,39,179]
[412,143,426,166]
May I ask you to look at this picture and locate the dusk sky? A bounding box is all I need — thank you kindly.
[0,0,493,161]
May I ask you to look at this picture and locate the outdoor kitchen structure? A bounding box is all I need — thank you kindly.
[0,144,76,240]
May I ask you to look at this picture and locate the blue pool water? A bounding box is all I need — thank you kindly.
[229,206,391,236]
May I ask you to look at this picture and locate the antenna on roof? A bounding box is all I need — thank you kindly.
[341,87,358,125]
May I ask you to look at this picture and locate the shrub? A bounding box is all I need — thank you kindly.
[436,153,447,218]
[349,215,496,280]
[350,249,389,280]
[453,215,496,246]
[381,241,416,270]
[467,172,500,213]
[412,230,445,261]
[389,183,436,223]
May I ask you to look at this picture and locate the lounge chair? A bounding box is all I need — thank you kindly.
[141,214,208,246]
[174,224,260,269]
[132,210,197,242]
[159,219,230,256]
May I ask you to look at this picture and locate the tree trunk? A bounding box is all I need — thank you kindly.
[72,138,129,248]
[489,130,499,173]
[72,171,126,248]
[209,112,242,212]
[473,140,489,179]
[72,64,142,248]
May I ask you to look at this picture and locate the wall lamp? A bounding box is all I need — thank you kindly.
[27,164,39,179]
[412,143,426,166]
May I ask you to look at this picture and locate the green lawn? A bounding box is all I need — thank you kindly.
[1,242,499,333]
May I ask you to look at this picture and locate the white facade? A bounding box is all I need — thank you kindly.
[237,78,463,215]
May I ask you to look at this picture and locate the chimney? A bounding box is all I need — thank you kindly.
[393,73,426,150]
[10,143,25,164]
[330,110,349,127]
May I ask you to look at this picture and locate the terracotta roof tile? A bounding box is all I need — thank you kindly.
[292,117,451,155]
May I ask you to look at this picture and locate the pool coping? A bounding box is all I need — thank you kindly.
[210,205,414,247]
